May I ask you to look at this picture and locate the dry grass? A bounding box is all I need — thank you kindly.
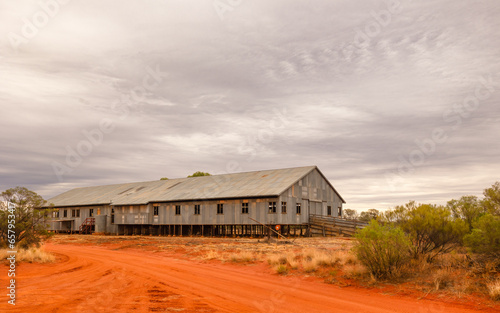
[310,249,338,267]
[333,250,357,266]
[274,264,288,275]
[404,257,432,275]
[385,251,491,299]
[267,252,302,270]
[264,246,363,276]
[230,251,255,263]
[286,253,300,269]
[302,259,318,273]
[487,279,500,301]
[265,248,345,273]
[267,254,287,265]
[432,268,454,291]
[452,278,472,298]
[203,250,220,260]
[342,263,367,279]
[0,247,55,263]
[387,254,492,300]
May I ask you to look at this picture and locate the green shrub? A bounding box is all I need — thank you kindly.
[463,214,500,258]
[353,220,411,279]
[0,187,53,249]
[482,182,500,216]
[382,202,468,261]
[447,195,486,230]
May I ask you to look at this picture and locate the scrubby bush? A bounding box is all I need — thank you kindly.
[359,209,379,222]
[0,187,53,249]
[381,202,468,261]
[482,182,500,216]
[353,220,411,279]
[380,204,409,224]
[447,195,486,230]
[463,214,500,259]
[343,209,358,220]
[402,204,468,261]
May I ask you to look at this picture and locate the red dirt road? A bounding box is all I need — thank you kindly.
[1,243,495,313]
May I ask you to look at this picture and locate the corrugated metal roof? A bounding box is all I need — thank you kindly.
[47,166,339,207]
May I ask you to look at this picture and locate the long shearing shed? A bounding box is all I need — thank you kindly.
[44,165,345,236]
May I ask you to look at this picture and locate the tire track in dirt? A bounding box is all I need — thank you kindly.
[1,243,496,313]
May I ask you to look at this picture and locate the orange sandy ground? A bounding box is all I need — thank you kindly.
[0,236,498,313]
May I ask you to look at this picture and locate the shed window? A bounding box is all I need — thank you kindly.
[153,206,159,216]
[281,202,287,214]
[52,211,59,218]
[194,204,200,215]
[338,206,342,217]
[89,209,94,217]
[217,203,224,214]
[111,208,115,224]
[268,202,276,213]
[327,206,332,216]
[175,205,181,215]
[63,209,67,218]
[241,203,248,214]
[296,203,301,214]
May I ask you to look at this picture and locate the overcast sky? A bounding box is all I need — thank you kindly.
[1,0,499,211]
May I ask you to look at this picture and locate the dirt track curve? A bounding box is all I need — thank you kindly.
[0,243,494,313]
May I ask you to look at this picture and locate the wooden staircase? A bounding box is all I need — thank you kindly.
[79,218,95,234]
[309,215,368,237]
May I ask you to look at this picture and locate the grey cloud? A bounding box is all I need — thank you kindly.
[1,0,499,210]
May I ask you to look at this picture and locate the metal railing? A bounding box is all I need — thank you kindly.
[79,217,95,234]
